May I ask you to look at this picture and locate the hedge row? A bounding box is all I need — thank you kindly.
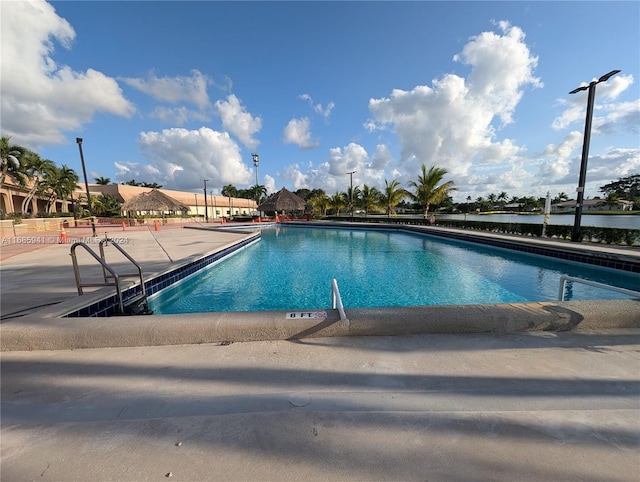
[329,216,640,246]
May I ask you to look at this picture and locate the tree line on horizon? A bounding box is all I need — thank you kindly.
[2,135,638,219]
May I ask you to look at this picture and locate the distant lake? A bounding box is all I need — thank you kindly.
[437,213,640,229]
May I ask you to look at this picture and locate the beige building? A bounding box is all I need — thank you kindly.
[88,184,257,219]
[0,180,257,219]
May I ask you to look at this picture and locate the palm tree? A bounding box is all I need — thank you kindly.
[329,192,347,216]
[346,185,361,216]
[358,184,381,217]
[250,184,267,205]
[94,176,111,185]
[20,152,55,216]
[45,165,79,213]
[379,179,408,217]
[309,192,330,217]
[221,184,238,198]
[408,164,456,217]
[1,136,27,187]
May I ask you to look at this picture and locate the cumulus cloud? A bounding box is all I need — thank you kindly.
[281,142,386,192]
[114,127,252,191]
[121,70,211,109]
[283,117,320,150]
[0,0,135,147]
[213,94,261,150]
[368,21,541,187]
[263,174,276,195]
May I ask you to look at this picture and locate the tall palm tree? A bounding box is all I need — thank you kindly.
[94,176,111,185]
[358,184,381,217]
[0,136,27,187]
[20,152,55,215]
[45,165,79,213]
[250,184,267,205]
[379,179,408,217]
[221,184,238,198]
[407,164,456,217]
[329,191,347,216]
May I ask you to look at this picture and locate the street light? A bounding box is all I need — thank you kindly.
[569,69,620,242]
[252,153,260,216]
[203,179,210,222]
[347,170,356,221]
[75,138,96,237]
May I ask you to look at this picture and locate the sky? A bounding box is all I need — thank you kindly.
[2,0,639,203]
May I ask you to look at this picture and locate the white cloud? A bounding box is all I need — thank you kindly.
[149,106,210,126]
[214,94,261,150]
[114,127,252,191]
[0,0,135,147]
[552,74,635,131]
[368,21,541,190]
[121,70,212,109]
[298,93,335,120]
[263,174,276,195]
[281,142,386,193]
[283,117,320,150]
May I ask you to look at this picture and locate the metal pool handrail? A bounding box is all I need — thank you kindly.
[558,275,640,301]
[331,278,348,321]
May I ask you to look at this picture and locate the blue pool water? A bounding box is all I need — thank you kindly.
[149,226,640,314]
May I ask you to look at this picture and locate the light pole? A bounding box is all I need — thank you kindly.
[252,153,260,214]
[347,170,356,221]
[76,138,96,237]
[203,179,210,222]
[569,69,620,242]
[194,194,199,216]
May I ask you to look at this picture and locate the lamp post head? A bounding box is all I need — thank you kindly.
[570,69,620,94]
[252,153,259,167]
[76,138,83,144]
[598,69,621,83]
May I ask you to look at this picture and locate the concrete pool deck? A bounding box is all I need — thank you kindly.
[1,222,639,480]
[1,221,639,351]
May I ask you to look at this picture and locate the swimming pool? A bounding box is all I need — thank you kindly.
[148,225,640,314]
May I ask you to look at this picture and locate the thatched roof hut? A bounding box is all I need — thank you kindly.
[257,187,310,213]
[121,189,190,215]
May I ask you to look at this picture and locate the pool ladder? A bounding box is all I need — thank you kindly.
[70,237,152,315]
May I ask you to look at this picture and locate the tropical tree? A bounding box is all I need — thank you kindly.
[90,193,121,217]
[221,184,239,198]
[603,193,619,210]
[1,136,27,187]
[379,179,408,217]
[249,184,267,204]
[141,182,162,188]
[20,152,55,215]
[346,185,361,215]
[329,191,347,216]
[94,176,111,185]
[407,164,456,217]
[357,184,381,217]
[294,188,312,201]
[44,165,79,213]
[309,191,330,217]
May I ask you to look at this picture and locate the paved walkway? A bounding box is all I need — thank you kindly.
[2,331,639,481]
[1,221,253,319]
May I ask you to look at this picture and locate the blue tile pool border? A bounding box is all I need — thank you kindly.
[64,233,260,318]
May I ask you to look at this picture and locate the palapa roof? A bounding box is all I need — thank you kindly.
[257,187,310,212]
[120,189,190,213]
